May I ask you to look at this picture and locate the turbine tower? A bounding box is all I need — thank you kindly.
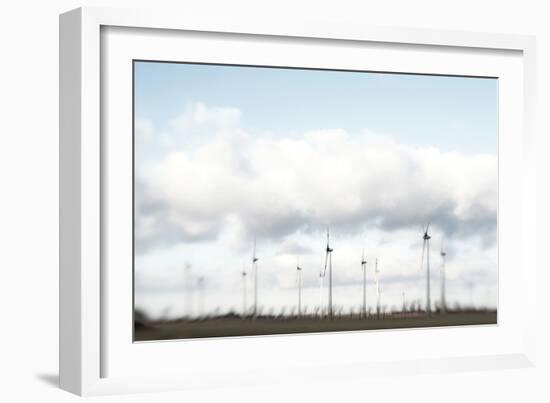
[420,223,432,315]
[296,257,303,318]
[321,229,334,319]
[361,249,367,318]
[241,265,247,317]
[252,238,259,318]
[375,258,381,319]
[318,270,324,318]
[440,241,447,314]
[467,280,474,309]
[183,262,192,319]
[197,276,205,318]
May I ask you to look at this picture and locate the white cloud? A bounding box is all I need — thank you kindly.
[136,105,496,251]
[171,102,242,137]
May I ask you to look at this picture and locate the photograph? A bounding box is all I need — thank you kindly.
[133,61,498,341]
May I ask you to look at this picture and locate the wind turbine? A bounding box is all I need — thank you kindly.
[241,265,247,317]
[467,280,474,309]
[197,276,205,318]
[420,223,432,315]
[319,228,334,319]
[296,257,303,318]
[183,262,192,319]
[252,238,259,318]
[361,249,367,318]
[375,258,381,319]
[440,240,447,314]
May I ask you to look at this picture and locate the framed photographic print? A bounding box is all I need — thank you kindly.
[60,7,537,396]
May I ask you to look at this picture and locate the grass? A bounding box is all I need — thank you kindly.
[134,310,497,341]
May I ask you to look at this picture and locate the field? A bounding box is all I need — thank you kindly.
[134,310,497,341]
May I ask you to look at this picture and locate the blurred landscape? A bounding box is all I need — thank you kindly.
[135,308,497,341]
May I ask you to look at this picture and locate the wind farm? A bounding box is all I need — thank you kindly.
[134,226,497,341]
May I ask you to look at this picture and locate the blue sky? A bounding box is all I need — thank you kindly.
[134,61,497,154]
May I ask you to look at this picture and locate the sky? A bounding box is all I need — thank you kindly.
[133,60,498,319]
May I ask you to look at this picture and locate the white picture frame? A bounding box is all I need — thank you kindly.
[59,6,537,396]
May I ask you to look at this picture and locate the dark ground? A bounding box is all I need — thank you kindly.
[134,310,497,341]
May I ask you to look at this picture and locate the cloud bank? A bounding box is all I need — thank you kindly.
[135,103,497,254]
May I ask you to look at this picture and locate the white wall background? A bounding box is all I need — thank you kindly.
[0,0,548,401]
